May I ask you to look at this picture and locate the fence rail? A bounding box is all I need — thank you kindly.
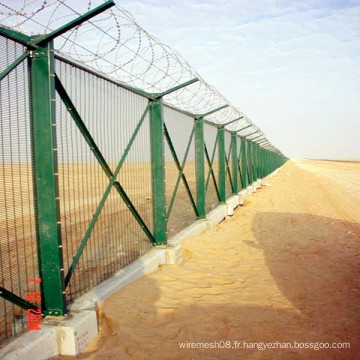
[0,0,287,346]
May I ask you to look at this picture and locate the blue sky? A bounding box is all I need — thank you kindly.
[118,0,360,159]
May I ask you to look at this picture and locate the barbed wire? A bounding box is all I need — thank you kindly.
[0,0,280,152]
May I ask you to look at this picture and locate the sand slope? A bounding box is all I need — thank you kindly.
[61,159,360,359]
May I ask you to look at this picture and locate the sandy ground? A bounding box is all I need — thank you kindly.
[0,160,219,341]
[59,159,359,359]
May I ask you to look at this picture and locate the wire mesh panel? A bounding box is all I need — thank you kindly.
[55,59,153,302]
[0,36,40,344]
[204,123,219,212]
[163,106,196,237]
[237,135,243,190]
[225,131,233,198]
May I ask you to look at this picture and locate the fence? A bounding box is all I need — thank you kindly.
[0,0,287,346]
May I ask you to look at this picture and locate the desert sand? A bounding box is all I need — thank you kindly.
[60,159,360,359]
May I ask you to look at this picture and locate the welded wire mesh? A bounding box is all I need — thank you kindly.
[163,106,197,237]
[246,140,252,184]
[0,36,40,344]
[0,1,288,351]
[55,58,153,302]
[237,135,243,190]
[225,131,233,198]
[204,123,219,213]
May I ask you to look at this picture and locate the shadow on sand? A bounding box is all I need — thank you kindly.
[59,212,360,360]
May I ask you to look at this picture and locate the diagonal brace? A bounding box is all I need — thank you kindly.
[204,144,221,201]
[64,103,151,287]
[0,287,39,312]
[164,124,199,218]
[204,135,221,199]
[0,51,28,81]
[55,77,154,284]
[224,151,234,193]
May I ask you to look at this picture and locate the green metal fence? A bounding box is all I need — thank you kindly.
[204,122,220,213]
[0,35,41,344]
[0,1,287,346]
[164,106,197,237]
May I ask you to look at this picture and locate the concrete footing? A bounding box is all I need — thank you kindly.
[0,176,270,359]
[206,204,227,230]
[165,220,208,264]
[225,195,239,216]
[0,327,58,360]
[55,310,98,356]
[238,189,247,205]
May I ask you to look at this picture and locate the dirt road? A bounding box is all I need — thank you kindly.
[63,159,360,360]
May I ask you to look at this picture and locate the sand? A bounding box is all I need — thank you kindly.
[59,159,360,359]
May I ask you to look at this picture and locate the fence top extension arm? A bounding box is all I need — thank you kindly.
[193,104,229,120]
[0,1,116,48]
[220,116,244,128]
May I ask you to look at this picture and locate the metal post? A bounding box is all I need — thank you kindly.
[260,147,264,178]
[195,118,206,218]
[29,41,66,316]
[218,127,226,202]
[248,140,253,184]
[231,133,238,194]
[251,142,256,181]
[241,137,247,189]
[254,142,258,180]
[150,98,167,245]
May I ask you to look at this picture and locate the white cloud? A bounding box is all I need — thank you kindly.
[118,0,360,159]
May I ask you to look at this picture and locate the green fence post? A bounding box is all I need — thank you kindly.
[252,142,257,181]
[231,133,238,194]
[248,140,253,185]
[241,137,247,189]
[195,118,206,218]
[150,98,167,245]
[255,143,259,180]
[252,141,256,182]
[29,41,66,316]
[218,127,226,202]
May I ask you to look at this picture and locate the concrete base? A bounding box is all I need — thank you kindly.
[0,326,58,360]
[164,243,182,264]
[225,195,239,216]
[165,220,208,264]
[206,204,227,230]
[167,220,208,247]
[247,185,254,194]
[54,310,98,356]
[267,168,280,178]
[238,189,247,206]
[70,248,165,312]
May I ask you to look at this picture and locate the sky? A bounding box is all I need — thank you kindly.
[118,0,360,160]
